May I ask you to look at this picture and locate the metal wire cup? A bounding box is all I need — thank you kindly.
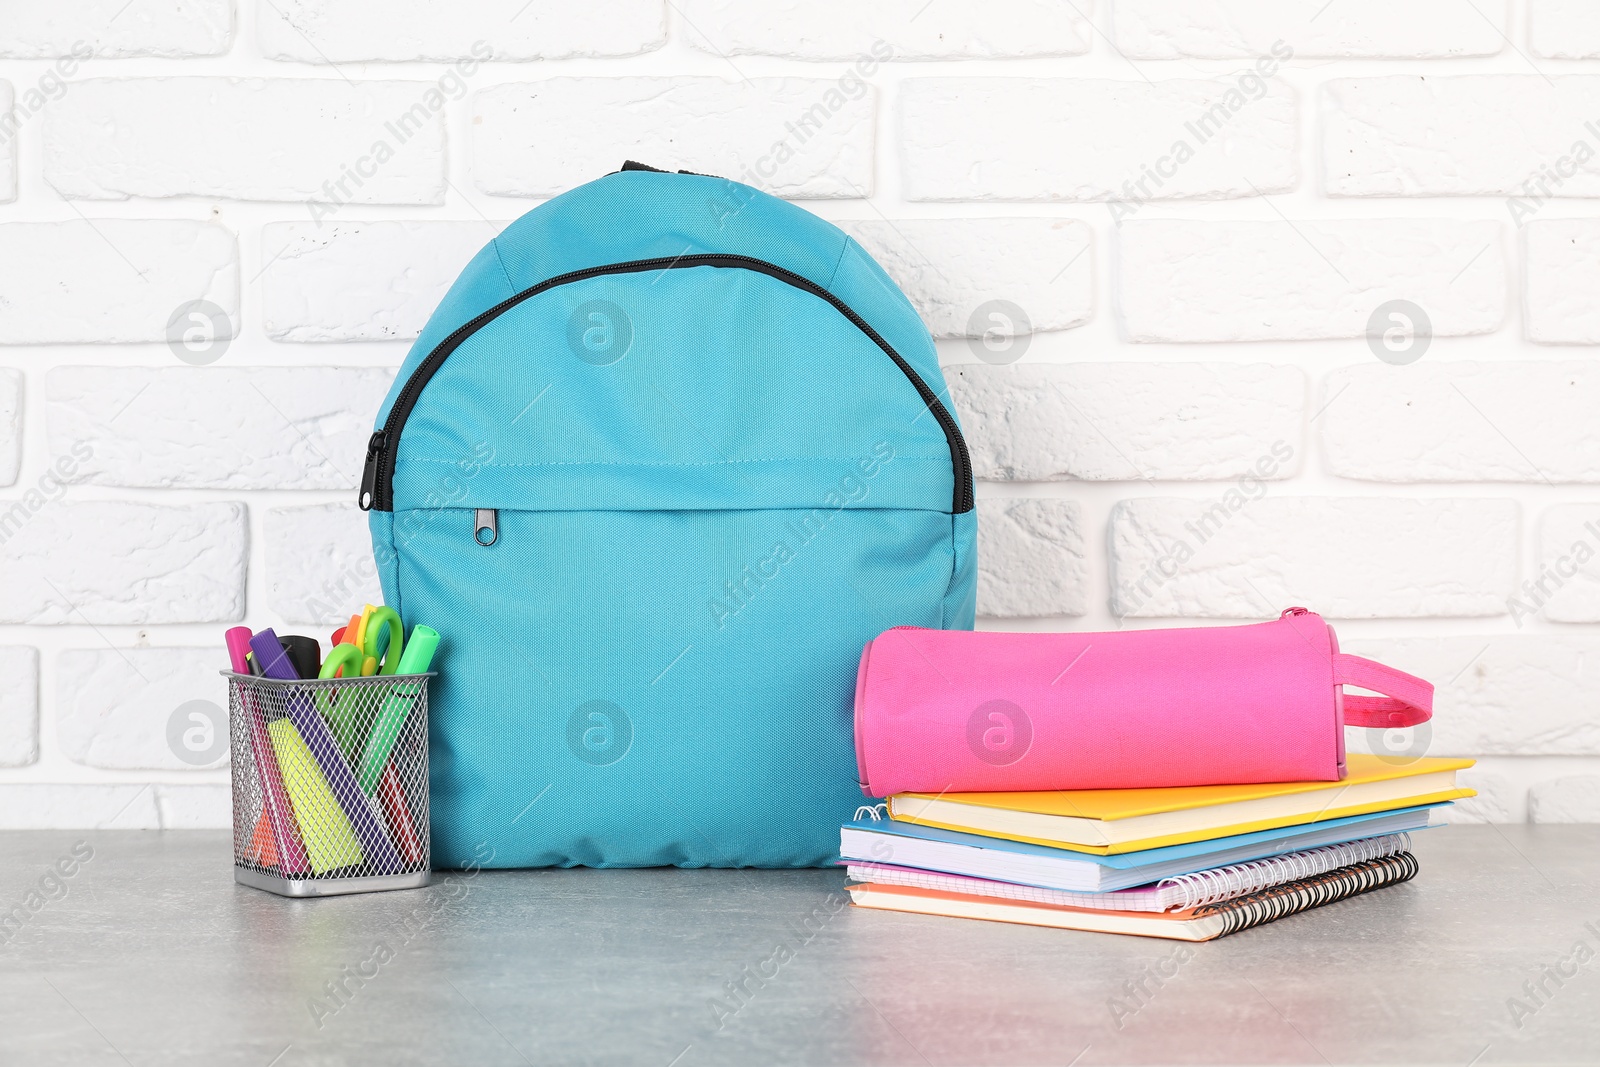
[225,670,433,897]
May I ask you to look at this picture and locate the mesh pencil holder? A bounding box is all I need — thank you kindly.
[225,671,433,897]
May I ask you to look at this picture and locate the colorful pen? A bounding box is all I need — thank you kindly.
[378,763,424,865]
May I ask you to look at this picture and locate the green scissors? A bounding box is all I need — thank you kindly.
[362,606,406,675]
[317,644,367,759]
[317,607,406,761]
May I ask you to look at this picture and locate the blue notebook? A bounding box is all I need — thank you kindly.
[839,804,1446,893]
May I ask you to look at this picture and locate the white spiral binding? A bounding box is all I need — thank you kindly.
[854,803,888,822]
[1157,832,1412,911]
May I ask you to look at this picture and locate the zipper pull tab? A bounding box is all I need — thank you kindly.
[358,431,386,512]
[474,509,498,547]
[1280,606,1310,618]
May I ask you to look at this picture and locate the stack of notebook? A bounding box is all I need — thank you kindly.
[843,755,1475,941]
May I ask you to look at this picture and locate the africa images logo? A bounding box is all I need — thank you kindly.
[966,699,1032,766]
[566,700,633,767]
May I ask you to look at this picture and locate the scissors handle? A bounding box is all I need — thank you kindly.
[363,607,405,676]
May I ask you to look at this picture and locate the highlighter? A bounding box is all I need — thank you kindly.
[224,626,254,674]
[268,717,363,874]
[356,625,439,794]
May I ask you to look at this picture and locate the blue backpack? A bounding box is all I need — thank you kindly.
[360,163,976,868]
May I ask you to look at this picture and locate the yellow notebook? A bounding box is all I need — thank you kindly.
[889,755,1476,855]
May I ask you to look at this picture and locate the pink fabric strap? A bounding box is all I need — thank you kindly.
[1334,653,1433,728]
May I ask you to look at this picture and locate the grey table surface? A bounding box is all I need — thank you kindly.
[1,826,1597,1066]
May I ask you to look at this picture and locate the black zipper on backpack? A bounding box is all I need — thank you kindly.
[358,253,975,515]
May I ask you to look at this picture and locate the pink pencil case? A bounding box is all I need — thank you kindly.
[853,607,1433,796]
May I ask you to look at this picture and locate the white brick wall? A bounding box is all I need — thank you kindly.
[900,76,1298,202]
[261,221,503,342]
[46,366,394,488]
[840,219,1092,339]
[0,4,1595,824]
[0,2,233,58]
[680,0,1090,60]
[1111,0,1507,59]
[0,502,247,624]
[0,369,18,485]
[44,78,447,202]
[0,221,237,344]
[0,783,227,829]
[0,647,39,767]
[1321,76,1600,197]
[264,502,381,624]
[257,2,664,63]
[474,78,875,198]
[1535,505,1600,622]
[1117,219,1505,342]
[1529,0,1600,59]
[976,498,1088,618]
[1525,219,1600,343]
[949,363,1304,481]
[0,81,15,204]
[1340,636,1600,755]
[1320,363,1600,482]
[1441,769,1516,824]
[1110,498,1519,619]
[56,648,224,770]
[1528,776,1600,821]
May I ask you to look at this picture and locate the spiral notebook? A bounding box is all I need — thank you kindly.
[840,804,1443,893]
[844,832,1413,914]
[847,852,1420,941]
